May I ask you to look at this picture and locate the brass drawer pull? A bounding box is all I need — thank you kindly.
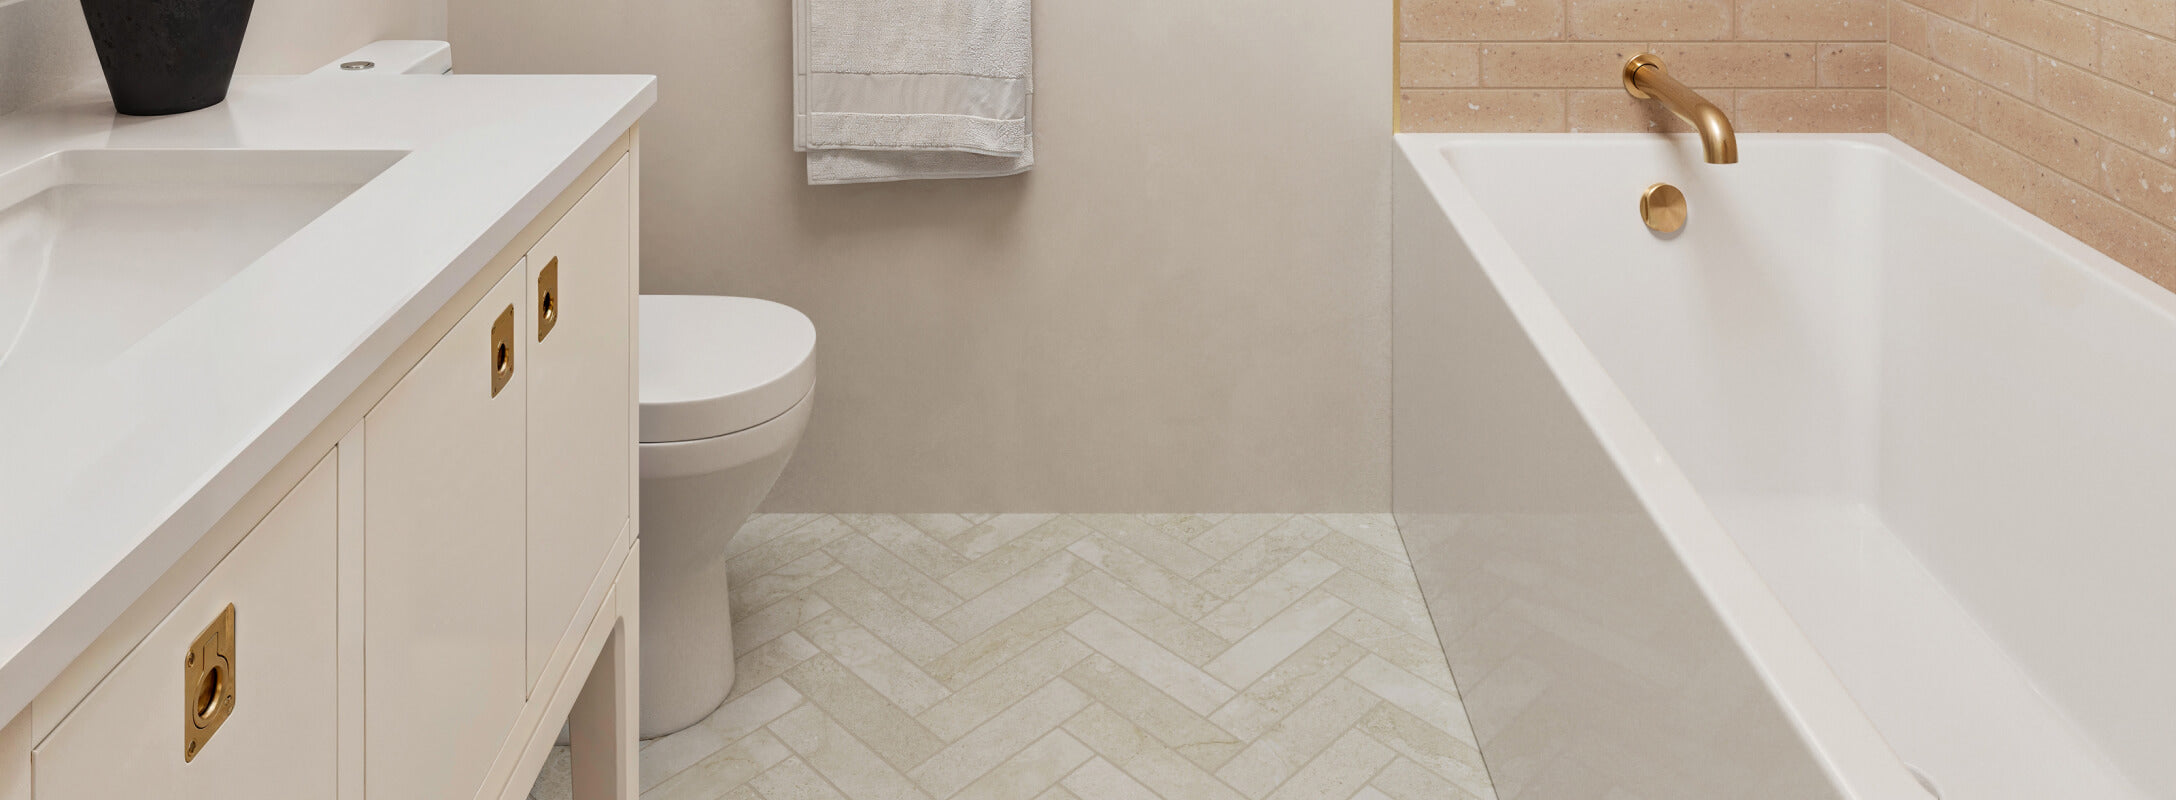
[537,257,560,342]
[183,604,237,762]
[491,304,516,397]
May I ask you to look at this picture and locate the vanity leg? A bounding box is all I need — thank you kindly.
[571,545,639,800]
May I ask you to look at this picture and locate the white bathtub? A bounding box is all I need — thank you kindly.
[1392,134,2176,800]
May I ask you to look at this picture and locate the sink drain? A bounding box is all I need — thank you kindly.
[1906,764,1942,798]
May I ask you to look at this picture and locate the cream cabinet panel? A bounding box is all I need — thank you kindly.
[364,265,528,800]
[33,453,339,799]
[524,155,634,692]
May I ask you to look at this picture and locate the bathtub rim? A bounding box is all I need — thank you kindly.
[1413,133,2176,326]
[1392,132,1952,800]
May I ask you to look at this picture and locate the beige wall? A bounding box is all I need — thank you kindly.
[452,1,1396,511]
[1889,0,2176,290]
[0,0,101,116]
[1398,0,1889,132]
[0,0,441,116]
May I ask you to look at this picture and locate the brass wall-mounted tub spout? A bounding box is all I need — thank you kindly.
[1623,54,1737,164]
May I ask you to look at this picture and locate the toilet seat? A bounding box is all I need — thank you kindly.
[640,387,813,479]
[639,294,816,444]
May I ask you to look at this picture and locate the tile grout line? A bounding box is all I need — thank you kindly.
[905,673,1092,796]
[838,515,974,585]
[758,704,865,800]
[823,534,971,622]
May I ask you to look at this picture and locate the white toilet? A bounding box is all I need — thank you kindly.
[637,294,815,738]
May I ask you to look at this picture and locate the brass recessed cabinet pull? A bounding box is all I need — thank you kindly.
[491,304,516,397]
[183,604,237,762]
[537,257,560,342]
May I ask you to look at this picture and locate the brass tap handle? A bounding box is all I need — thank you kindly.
[1623,54,1739,164]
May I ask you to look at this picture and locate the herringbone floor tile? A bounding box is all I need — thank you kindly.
[527,514,1496,800]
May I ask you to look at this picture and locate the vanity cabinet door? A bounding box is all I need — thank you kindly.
[33,452,339,798]
[363,264,528,800]
[523,154,634,693]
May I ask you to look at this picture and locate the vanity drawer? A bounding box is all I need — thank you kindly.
[32,452,339,798]
[523,154,634,693]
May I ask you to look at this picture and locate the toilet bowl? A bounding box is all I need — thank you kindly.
[637,294,815,738]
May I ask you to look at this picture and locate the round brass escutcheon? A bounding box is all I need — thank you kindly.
[1641,182,1688,234]
[541,292,557,325]
[195,663,224,723]
[1623,53,1666,99]
[496,342,511,374]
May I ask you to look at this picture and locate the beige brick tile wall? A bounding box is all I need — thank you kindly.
[1399,0,1889,132]
[1396,0,2176,291]
[1887,0,2176,288]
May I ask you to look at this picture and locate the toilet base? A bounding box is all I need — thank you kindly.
[638,444,796,738]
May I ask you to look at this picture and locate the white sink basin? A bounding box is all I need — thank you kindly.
[0,149,405,375]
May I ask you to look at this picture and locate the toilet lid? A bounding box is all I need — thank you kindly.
[639,294,816,444]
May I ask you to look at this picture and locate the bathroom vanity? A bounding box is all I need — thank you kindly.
[0,69,654,800]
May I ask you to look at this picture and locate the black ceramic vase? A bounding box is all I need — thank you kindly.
[79,0,255,116]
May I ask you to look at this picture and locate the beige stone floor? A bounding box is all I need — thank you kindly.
[528,514,1496,800]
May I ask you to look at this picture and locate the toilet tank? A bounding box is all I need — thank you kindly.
[312,41,454,75]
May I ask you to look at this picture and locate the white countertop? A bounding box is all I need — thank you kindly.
[0,72,655,722]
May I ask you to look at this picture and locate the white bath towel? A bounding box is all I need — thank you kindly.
[793,0,1033,184]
